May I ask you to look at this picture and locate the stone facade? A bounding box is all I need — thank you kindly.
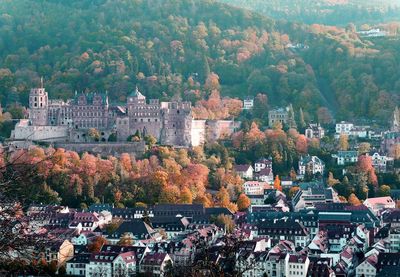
[22,86,192,147]
[13,85,242,148]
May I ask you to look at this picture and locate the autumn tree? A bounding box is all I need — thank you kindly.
[118,233,133,246]
[289,186,300,198]
[358,142,371,155]
[295,134,308,154]
[237,193,251,211]
[88,128,100,142]
[378,185,391,197]
[88,236,107,253]
[339,134,349,151]
[215,214,235,234]
[180,187,193,204]
[273,175,282,191]
[327,172,340,187]
[357,155,378,186]
[348,193,362,206]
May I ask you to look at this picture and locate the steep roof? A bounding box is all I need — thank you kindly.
[129,86,146,99]
[234,164,252,172]
[110,220,155,239]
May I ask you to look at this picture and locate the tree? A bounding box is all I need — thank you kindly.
[180,187,193,204]
[390,144,400,159]
[159,185,180,204]
[237,194,251,211]
[357,155,378,186]
[378,185,391,197]
[88,128,100,142]
[215,214,235,233]
[118,233,133,246]
[144,135,157,148]
[348,193,362,206]
[88,236,107,253]
[289,186,300,198]
[317,107,333,124]
[273,175,282,191]
[205,73,220,91]
[295,135,308,154]
[327,172,340,187]
[299,108,306,129]
[339,134,349,151]
[216,187,231,208]
[358,142,371,155]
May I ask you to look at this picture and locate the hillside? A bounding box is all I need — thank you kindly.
[0,0,398,124]
[218,0,400,26]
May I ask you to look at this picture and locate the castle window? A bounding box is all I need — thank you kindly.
[34,103,37,107]
[148,119,151,122]
[177,110,180,114]
[155,119,158,122]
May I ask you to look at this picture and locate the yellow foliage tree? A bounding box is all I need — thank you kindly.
[237,193,251,211]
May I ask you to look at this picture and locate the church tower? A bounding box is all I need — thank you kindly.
[28,78,48,126]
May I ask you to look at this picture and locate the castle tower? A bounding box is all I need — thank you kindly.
[28,79,48,126]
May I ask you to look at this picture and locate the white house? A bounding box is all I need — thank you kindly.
[285,254,310,277]
[369,152,394,173]
[298,155,325,176]
[254,158,273,173]
[305,123,325,139]
[113,251,137,276]
[85,253,117,277]
[334,151,359,165]
[243,97,254,110]
[234,164,254,180]
[336,121,354,135]
[355,254,378,277]
[66,254,90,276]
[243,181,272,196]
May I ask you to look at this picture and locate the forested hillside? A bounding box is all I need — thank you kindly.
[0,0,399,123]
[219,0,400,25]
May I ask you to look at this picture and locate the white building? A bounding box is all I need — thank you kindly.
[369,152,394,173]
[243,181,272,196]
[234,164,254,180]
[243,97,254,110]
[305,123,325,139]
[364,197,396,216]
[335,121,354,135]
[254,158,273,173]
[333,151,358,165]
[298,155,325,176]
[85,253,117,277]
[66,254,90,276]
[355,254,378,277]
[113,251,137,276]
[285,254,310,277]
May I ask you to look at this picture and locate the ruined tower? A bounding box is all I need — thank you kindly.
[28,79,48,126]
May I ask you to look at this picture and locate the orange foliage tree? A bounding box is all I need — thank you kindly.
[274,175,282,191]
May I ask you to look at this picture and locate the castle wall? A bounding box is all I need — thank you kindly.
[206,120,240,142]
[12,120,68,142]
[191,120,206,146]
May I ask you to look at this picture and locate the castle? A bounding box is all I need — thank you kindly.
[12,85,238,148]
